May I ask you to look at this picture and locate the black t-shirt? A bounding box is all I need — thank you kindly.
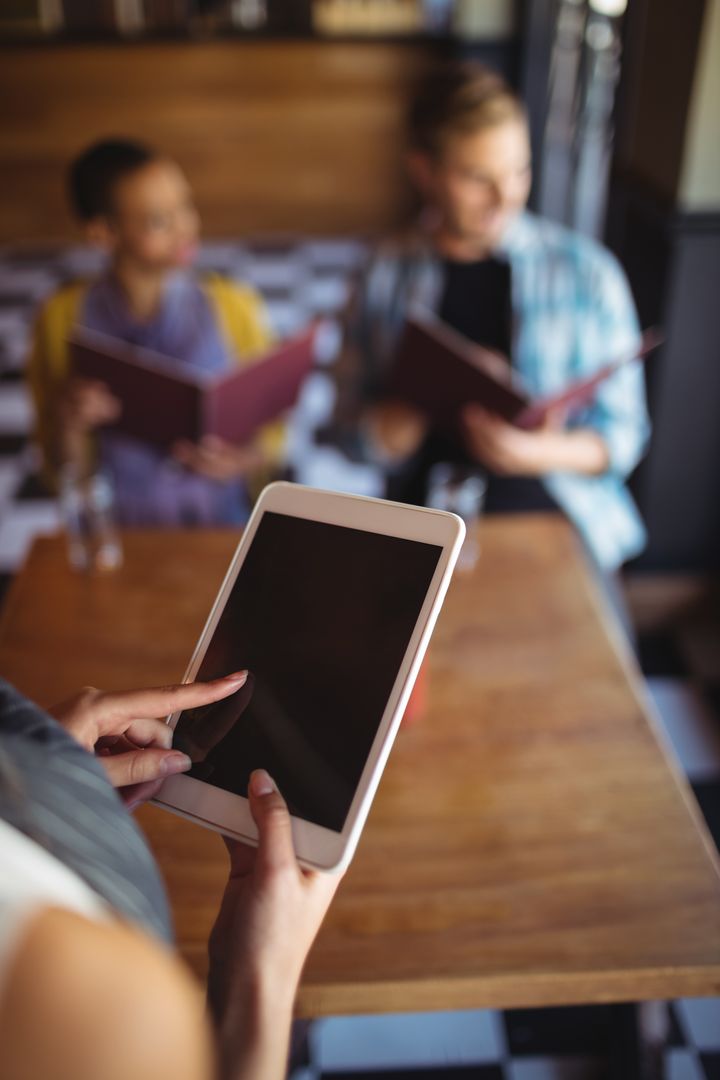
[438,256,513,358]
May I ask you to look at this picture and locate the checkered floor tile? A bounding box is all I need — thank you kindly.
[1,241,719,1079]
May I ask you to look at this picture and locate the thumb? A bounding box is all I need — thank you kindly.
[248,769,296,875]
[101,748,192,790]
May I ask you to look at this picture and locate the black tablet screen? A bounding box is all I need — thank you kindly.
[173,511,442,832]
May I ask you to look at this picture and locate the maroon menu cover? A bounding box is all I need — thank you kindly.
[70,323,318,448]
[387,311,661,430]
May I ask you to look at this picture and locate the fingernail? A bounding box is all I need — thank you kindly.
[250,768,276,797]
[224,670,249,686]
[161,751,192,776]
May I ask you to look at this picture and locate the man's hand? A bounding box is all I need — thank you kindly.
[51,673,249,810]
[365,401,428,463]
[173,435,264,481]
[462,405,609,477]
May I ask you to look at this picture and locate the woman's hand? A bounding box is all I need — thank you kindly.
[53,377,121,470]
[208,770,342,1080]
[60,377,121,434]
[173,435,265,481]
[462,405,609,477]
[51,673,249,810]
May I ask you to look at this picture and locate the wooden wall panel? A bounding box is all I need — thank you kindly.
[0,41,435,243]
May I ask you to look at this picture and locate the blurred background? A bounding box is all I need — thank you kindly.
[1,0,719,573]
[0,1,719,1076]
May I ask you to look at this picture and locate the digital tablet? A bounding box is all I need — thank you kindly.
[153,482,464,872]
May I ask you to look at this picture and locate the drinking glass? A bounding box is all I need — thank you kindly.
[59,465,123,573]
[427,463,486,572]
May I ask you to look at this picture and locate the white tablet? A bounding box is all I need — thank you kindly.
[153,482,464,872]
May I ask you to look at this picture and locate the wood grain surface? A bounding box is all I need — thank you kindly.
[0,41,431,243]
[1,517,718,1015]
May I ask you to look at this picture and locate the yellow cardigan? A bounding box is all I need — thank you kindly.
[28,274,285,488]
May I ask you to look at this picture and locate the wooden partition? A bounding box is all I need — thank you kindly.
[0,41,437,243]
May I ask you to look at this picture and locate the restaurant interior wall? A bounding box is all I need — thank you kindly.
[608,0,720,573]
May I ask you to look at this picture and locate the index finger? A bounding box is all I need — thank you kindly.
[93,672,249,734]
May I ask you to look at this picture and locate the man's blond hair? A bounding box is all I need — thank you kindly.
[408,62,526,157]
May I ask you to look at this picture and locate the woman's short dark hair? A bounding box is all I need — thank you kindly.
[67,138,158,222]
[408,63,526,157]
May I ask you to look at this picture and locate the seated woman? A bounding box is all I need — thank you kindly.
[0,674,340,1080]
[28,139,282,525]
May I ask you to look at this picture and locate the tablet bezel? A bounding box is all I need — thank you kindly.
[152,482,464,872]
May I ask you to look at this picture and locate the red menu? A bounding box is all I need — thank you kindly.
[70,322,318,448]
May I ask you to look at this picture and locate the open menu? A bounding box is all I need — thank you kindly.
[70,322,318,448]
[386,310,662,431]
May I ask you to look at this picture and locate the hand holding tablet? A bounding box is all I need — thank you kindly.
[154,482,464,872]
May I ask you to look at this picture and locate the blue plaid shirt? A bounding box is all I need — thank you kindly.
[342,212,650,569]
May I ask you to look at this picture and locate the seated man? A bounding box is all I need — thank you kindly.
[331,63,650,571]
[28,139,282,525]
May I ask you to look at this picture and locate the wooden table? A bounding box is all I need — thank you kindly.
[1,517,719,1019]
